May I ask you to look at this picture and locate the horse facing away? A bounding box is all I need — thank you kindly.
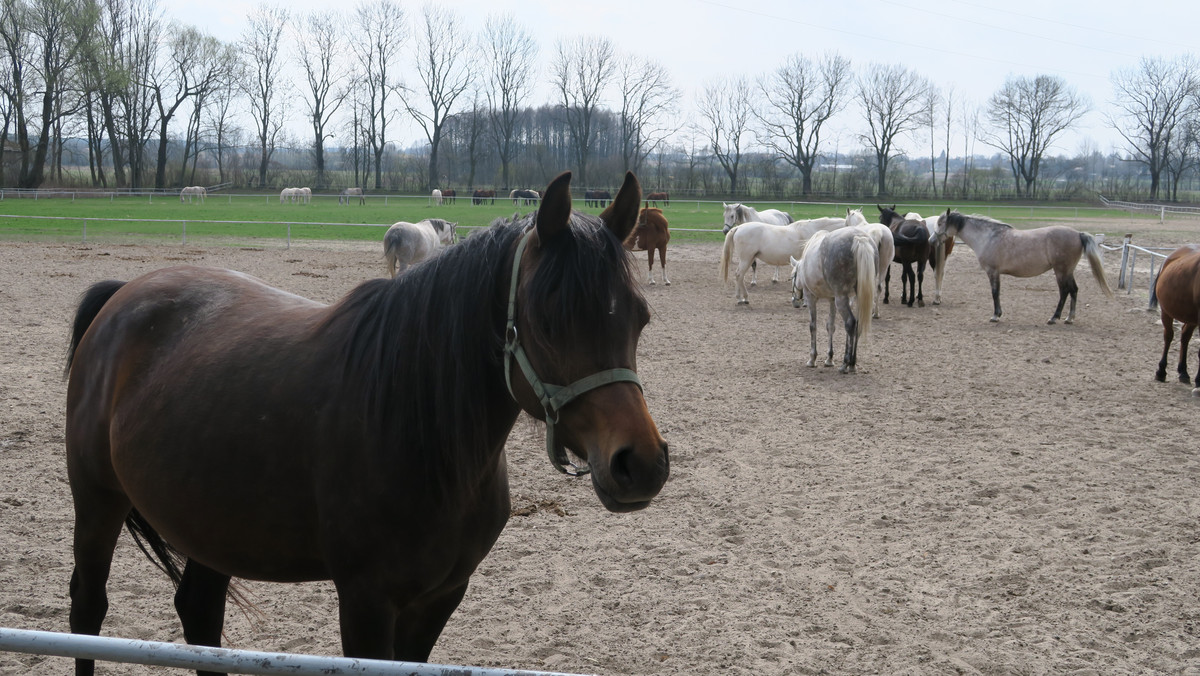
[431,189,443,206]
[1149,244,1200,394]
[937,209,1112,324]
[790,227,877,373]
[624,207,670,285]
[63,170,669,674]
[877,205,930,308]
[383,218,458,277]
[720,212,847,305]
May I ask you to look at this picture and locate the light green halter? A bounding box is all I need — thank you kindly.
[503,227,643,476]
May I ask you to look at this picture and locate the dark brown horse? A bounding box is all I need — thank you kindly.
[645,191,669,207]
[64,171,669,674]
[440,188,456,204]
[877,205,930,307]
[624,207,670,285]
[1150,244,1200,394]
[472,188,495,205]
[585,189,611,207]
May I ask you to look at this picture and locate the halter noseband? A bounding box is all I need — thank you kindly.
[503,227,643,476]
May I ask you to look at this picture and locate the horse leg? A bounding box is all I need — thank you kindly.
[1049,274,1071,324]
[174,559,231,676]
[335,579,398,659]
[987,270,1002,322]
[806,301,819,367]
[750,260,758,287]
[915,261,926,308]
[883,265,891,304]
[823,298,836,367]
[1156,311,1174,382]
[645,250,655,285]
[659,246,670,286]
[735,259,752,304]
[903,263,914,307]
[1179,322,1196,385]
[68,486,131,676]
[391,583,470,662]
[837,296,857,374]
[772,266,780,284]
[1064,275,1080,324]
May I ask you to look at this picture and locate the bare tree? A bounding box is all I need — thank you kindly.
[755,52,850,196]
[941,86,954,197]
[295,10,347,189]
[481,13,536,189]
[922,85,939,196]
[201,68,241,184]
[981,74,1088,198]
[178,39,236,185]
[550,34,616,188]
[1109,56,1199,199]
[696,75,753,195]
[616,52,678,175]
[403,3,471,191]
[857,63,929,196]
[240,3,289,188]
[1164,115,1200,201]
[352,0,404,191]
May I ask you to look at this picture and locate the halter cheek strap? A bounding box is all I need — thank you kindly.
[503,228,643,476]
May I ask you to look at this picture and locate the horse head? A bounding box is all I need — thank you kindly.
[846,208,867,228]
[505,171,669,512]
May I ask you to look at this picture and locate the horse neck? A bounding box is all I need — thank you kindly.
[954,216,1002,252]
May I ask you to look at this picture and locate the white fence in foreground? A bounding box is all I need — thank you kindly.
[0,627,592,676]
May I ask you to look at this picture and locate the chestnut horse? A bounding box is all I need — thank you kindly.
[645,191,669,207]
[1149,244,1200,394]
[63,171,669,674]
[624,207,670,285]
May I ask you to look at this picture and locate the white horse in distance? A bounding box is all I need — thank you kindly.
[383,218,457,277]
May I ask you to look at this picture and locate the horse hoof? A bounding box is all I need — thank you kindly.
[750,281,757,287]
[1181,375,1192,385]
[665,281,671,286]
[1155,372,1167,382]
[1193,387,1200,398]
[806,359,816,367]
[1064,318,1074,325]
[771,280,778,285]
[989,316,1000,323]
[737,299,749,305]
[823,360,834,368]
[917,300,925,308]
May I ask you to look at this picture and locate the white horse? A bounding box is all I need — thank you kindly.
[852,210,895,319]
[179,186,206,204]
[383,218,457,277]
[280,187,296,204]
[719,213,850,305]
[298,187,312,204]
[431,189,443,206]
[789,228,877,374]
[722,202,794,285]
[339,187,365,205]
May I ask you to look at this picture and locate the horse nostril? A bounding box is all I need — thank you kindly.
[610,446,635,487]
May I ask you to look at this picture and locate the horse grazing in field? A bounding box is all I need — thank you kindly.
[645,191,669,207]
[62,170,668,675]
[1149,244,1200,394]
[877,205,930,307]
[280,187,297,204]
[298,187,312,204]
[790,227,877,374]
[585,189,611,208]
[441,188,456,204]
[936,209,1112,324]
[624,207,670,285]
[179,186,206,203]
[340,187,365,205]
[472,189,495,205]
[511,189,539,206]
[720,212,849,305]
[431,189,443,206]
[383,218,458,277]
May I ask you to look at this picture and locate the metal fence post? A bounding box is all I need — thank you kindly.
[1127,247,1137,295]
[287,223,291,249]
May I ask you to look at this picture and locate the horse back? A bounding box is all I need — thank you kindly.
[1156,244,1200,324]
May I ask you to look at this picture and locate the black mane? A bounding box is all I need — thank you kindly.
[324,210,647,495]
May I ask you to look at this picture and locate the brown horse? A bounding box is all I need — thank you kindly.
[1150,244,1200,394]
[645,191,669,207]
[440,188,456,204]
[472,188,495,205]
[624,207,670,285]
[877,205,930,307]
[63,171,669,674]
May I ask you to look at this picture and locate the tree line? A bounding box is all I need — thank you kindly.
[2,0,1198,201]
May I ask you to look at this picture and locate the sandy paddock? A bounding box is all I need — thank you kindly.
[1,216,1198,675]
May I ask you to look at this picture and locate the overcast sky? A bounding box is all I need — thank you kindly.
[160,0,1199,158]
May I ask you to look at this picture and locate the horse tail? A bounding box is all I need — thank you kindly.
[1081,232,1114,298]
[720,226,737,282]
[383,229,400,278]
[853,234,876,337]
[65,280,126,379]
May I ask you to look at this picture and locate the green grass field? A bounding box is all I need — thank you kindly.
[0,191,1150,246]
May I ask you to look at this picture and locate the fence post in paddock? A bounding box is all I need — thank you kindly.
[0,627,595,676]
[1117,234,1132,290]
[82,219,87,243]
[182,221,187,245]
[287,223,292,249]
[1161,206,1166,223]
[1127,246,1138,295]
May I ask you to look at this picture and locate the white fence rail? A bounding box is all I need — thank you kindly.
[0,627,592,676]
[1098,194,1200,221]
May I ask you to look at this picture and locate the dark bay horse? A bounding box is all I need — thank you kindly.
[936,209,1112,324]
[646,191,669,207]
[472,188,495,205]
[1149,244,1200,393]
[877,205,930,307]
[64,171,669,674]
[624,207,670,285]
[585,189,611,207]
[440,188,456,204]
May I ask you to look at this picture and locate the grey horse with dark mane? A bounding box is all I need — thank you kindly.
[936,210,1112,324]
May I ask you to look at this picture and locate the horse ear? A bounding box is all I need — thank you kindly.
[535,171,574,243]
[600,171,642,242]
[876,204,884,213]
